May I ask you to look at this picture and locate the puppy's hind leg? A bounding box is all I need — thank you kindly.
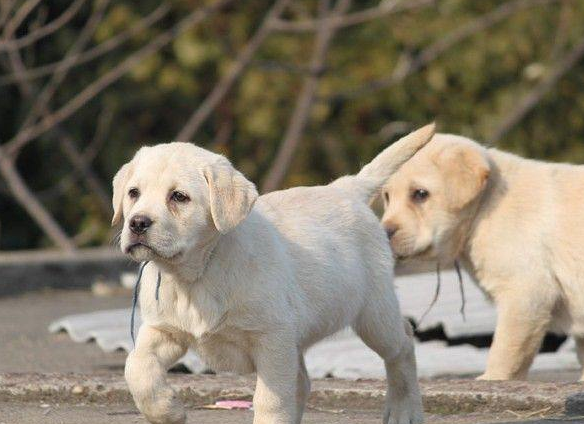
[295,354,311,424]
[353,299,424,424]
[253,333,300,424]
[574,337,584,381]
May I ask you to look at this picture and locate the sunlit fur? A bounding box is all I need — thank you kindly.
[381,133,584,380]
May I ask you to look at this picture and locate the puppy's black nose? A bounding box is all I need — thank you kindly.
[385,225,398,240]
[129,215,152,235]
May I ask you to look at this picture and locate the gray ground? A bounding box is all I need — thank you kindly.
[0,289,129,373]
[0,402,568,424]
[1,289,582,424]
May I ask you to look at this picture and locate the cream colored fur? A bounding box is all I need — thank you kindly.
[381,133,584,380]
[112,125,435,424]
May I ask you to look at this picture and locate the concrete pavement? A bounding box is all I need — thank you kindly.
[2,373,584,421]
[2,289,584,423]
[0,289,129,373]
[2,402,579,424]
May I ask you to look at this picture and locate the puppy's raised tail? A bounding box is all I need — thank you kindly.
[331,123,435,203]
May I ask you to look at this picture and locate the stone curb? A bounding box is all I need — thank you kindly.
[1,373,583,416]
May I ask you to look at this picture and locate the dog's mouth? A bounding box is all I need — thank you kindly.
[126,242,151,254]
[394,244,433,261]
[126,242,183,262]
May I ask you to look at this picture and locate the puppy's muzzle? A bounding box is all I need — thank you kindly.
[130,214,153,235]
[385,224,398,240]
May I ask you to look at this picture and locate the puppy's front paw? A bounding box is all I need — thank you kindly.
[139,389,186,424]
[476,372,507,381]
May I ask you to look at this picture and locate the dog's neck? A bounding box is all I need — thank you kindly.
[156,231,221,284]
[431,186,493,267]
[458,149,506,274]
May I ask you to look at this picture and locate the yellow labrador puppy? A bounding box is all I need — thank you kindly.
[112,125,435,424]
[380,133,584,380]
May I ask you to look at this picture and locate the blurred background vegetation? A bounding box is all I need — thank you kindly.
[0,0,583,250]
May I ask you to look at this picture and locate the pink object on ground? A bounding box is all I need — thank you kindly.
[208,400,253,410]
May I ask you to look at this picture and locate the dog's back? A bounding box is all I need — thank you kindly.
[256,123,437,310]
[472,148,584,335]
[256,185,391,345]
[253,125,434,346]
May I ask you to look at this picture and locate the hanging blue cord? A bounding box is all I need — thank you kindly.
[130,261,149,345]
[155,270,162,301]
[130,262,163,345]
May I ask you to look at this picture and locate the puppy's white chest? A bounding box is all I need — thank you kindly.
[140,276,224,339]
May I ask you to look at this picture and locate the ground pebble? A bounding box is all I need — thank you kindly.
[71,385,85,394]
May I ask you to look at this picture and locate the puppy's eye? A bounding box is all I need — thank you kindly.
[128,188,139,199]
[411,188,429,203]
[170,191,189,203]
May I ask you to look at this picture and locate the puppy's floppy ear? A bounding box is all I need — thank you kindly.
[436,144,490,209]
[111,161,133,226]
[203,162,258,234]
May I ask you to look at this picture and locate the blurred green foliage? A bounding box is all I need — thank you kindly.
[1,0,583,249]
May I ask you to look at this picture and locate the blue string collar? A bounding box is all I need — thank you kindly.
[130,261,162,345]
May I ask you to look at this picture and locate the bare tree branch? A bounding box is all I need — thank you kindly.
[6,61,112,215]
[83,106,113,163]
[324,0,566,102]
[11,0,111,154]
[261,0,352,193]
[321,134,350,175]
[270,0,435,32]
[0,0,18,31]
[176,0,293,141]
[550,0,573,61]
[4,0,235,156]
[56,129,111,213]
[37,107,113,202]
[488,36,584,145]
[0,4,112,241]
[0,153,76,250]
[0,22,76,248]
[0,0,87,52]
[1,0,44,96]
[0,3,171,86]
[252,58,311,75]
[2,0,43,38]
[1,0,113,212]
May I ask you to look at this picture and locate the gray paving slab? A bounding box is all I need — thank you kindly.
[0,402,556,424]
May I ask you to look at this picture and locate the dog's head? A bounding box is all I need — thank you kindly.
[111,142,258,263]
[380,134,490,262]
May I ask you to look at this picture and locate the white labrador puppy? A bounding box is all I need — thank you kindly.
[113,125,434,424]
